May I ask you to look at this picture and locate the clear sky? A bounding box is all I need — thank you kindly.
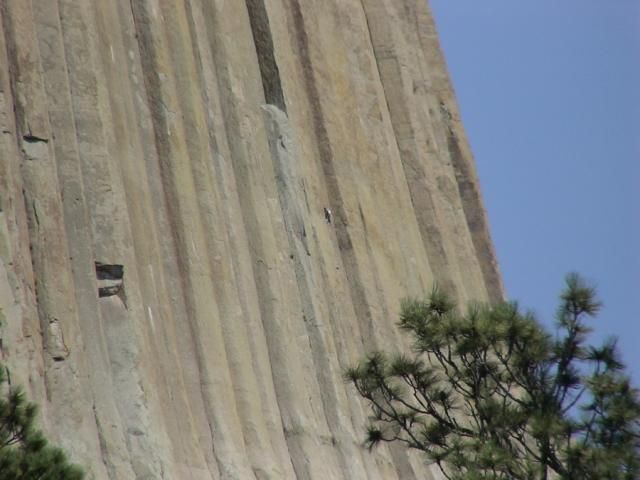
[430,0,640,381]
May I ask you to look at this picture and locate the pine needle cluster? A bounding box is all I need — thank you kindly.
[346,274,640,479]
[0,367,83,480]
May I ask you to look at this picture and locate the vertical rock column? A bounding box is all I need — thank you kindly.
[1,1,118,477]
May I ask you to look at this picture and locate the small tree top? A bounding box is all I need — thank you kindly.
[346,274,640,480]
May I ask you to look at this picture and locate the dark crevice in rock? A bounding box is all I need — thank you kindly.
[245,0,286,111]
[445,124,503,304]
[96,263,124,281]
[1,4,24,142]
[95,262,125,299]
[23,134,48,143]
[31,200,40,227]
[98,284,122,298]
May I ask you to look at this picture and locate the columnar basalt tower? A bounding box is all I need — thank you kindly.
[0,0,501,478]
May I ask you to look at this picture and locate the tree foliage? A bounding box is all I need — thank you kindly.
[346,274,640,479]
[0,366,83,480]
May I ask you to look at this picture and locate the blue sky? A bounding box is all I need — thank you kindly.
[430,0,640,381]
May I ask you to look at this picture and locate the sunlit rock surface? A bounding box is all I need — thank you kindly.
[0,0,501,478]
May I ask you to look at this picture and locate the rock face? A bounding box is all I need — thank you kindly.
[0,0,502,478]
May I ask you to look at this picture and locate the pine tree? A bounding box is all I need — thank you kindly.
[346,274,640,479]
[0,366,83,480]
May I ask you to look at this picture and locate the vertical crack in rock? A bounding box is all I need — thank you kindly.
[245,0,286,111]
[263,104,355,472]
[415,2,504,303]
[261,102,325,480]
[0,4,23,139]
[283,4,399,477]
[262,106,309,259]
[286,0,376,350]
[359,0,460,299]
[129,3,241,478]
[444,121,503,303]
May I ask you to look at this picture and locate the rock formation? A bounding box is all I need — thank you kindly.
[0,0,501,478]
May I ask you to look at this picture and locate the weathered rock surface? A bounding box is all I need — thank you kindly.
[0,0,502,478]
